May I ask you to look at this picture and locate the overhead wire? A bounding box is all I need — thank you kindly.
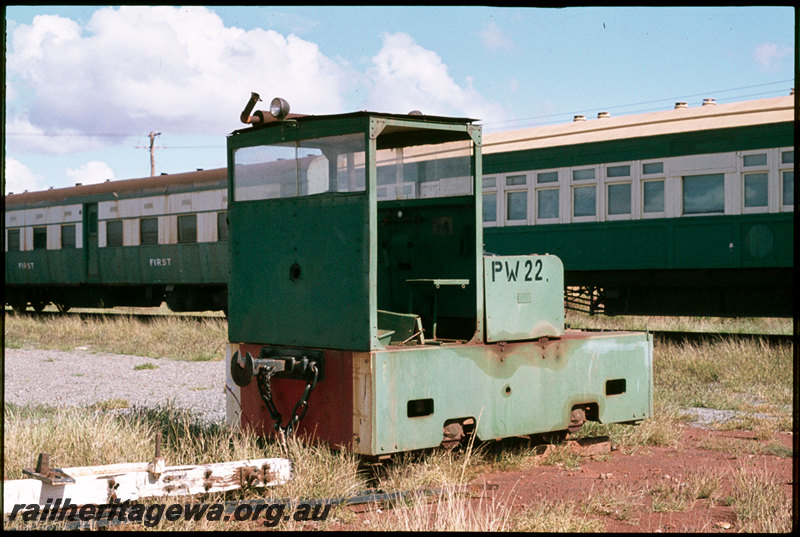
[4,79,794,139]
[480,79,794,131]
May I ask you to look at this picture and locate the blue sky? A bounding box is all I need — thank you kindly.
[4,6,795,194]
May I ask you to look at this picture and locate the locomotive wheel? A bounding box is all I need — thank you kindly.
[56,303,71,313]
[31,300,47,313]
[11,301,27,315]
[441,422,464,451]
[567,407,586,434]
[440,418,476,450]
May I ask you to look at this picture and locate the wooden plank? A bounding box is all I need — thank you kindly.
[3,457,291,514]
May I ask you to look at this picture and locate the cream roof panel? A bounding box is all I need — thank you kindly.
[483,95,794,155]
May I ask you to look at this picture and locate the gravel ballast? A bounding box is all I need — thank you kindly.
[3,348,227,424]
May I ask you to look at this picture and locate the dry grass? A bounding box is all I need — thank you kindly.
[728,466,793,533]
[655,338,792,431]
[3,310,794,531]
[360,487,514,532]
[2,403,271,480]
[4,312,227,361]
[585,482,645,522]
[509,499,605,532]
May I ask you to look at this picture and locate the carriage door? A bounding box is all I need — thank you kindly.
[84,203,99,279]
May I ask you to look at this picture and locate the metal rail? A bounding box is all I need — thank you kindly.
[24,483,498,530]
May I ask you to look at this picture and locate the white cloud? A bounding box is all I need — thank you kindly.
[479,21,513,52]
[4,157,44,194]
[365,32,506,123]
[753,42,792,72]
[5,116,110,155]
[6,6,349,142]
[9,13,83,65]
[66,161,116,185]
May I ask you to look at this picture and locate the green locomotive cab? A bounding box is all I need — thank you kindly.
[225,97,652,455]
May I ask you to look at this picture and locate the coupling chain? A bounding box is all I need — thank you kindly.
[256,362,319,439]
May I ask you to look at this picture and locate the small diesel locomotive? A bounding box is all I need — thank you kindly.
[225,96,652,456]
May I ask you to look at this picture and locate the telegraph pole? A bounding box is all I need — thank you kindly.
[147,131,161,177]
[136,131,163,176]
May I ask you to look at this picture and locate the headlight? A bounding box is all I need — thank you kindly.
[270,97,290,120]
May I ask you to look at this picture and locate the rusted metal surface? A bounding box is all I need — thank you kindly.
[239,91,263,124]
[441,422,464,450]
[238,91,306,126]
[22,453,76,485]
[146,432,165,478]
[567,407,586,433]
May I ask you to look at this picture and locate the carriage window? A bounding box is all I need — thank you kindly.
[33,227,47,250]
[607,165,630,178]
[506,191,527,222]
[8,228,21,251]
[607,183,631,215]
[502,173,529,224]
[178,214,197,243]
[106,220,123,246]
[482,175,498,224]
[61,224,76,249]
[483,192,497,223]
[537,189,559,220]
[573,185,596,217]
[535,170,559,221]
[780,150,793,208]
[643,162,664,175]
[744,173,768,208]
[782,171,794,207]
[537,171,558,184]
[572,168,595,181]
[140,217,158,245]
[643,180,665,213]
[683,174,724,214]
[217,212,228,241]
[743,153,767,167]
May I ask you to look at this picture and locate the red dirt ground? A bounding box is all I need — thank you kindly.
[342,424,795,532]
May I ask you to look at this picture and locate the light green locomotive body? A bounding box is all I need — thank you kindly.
[225,103,653,455]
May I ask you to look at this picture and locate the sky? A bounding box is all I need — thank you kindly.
[3,5,795,194]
